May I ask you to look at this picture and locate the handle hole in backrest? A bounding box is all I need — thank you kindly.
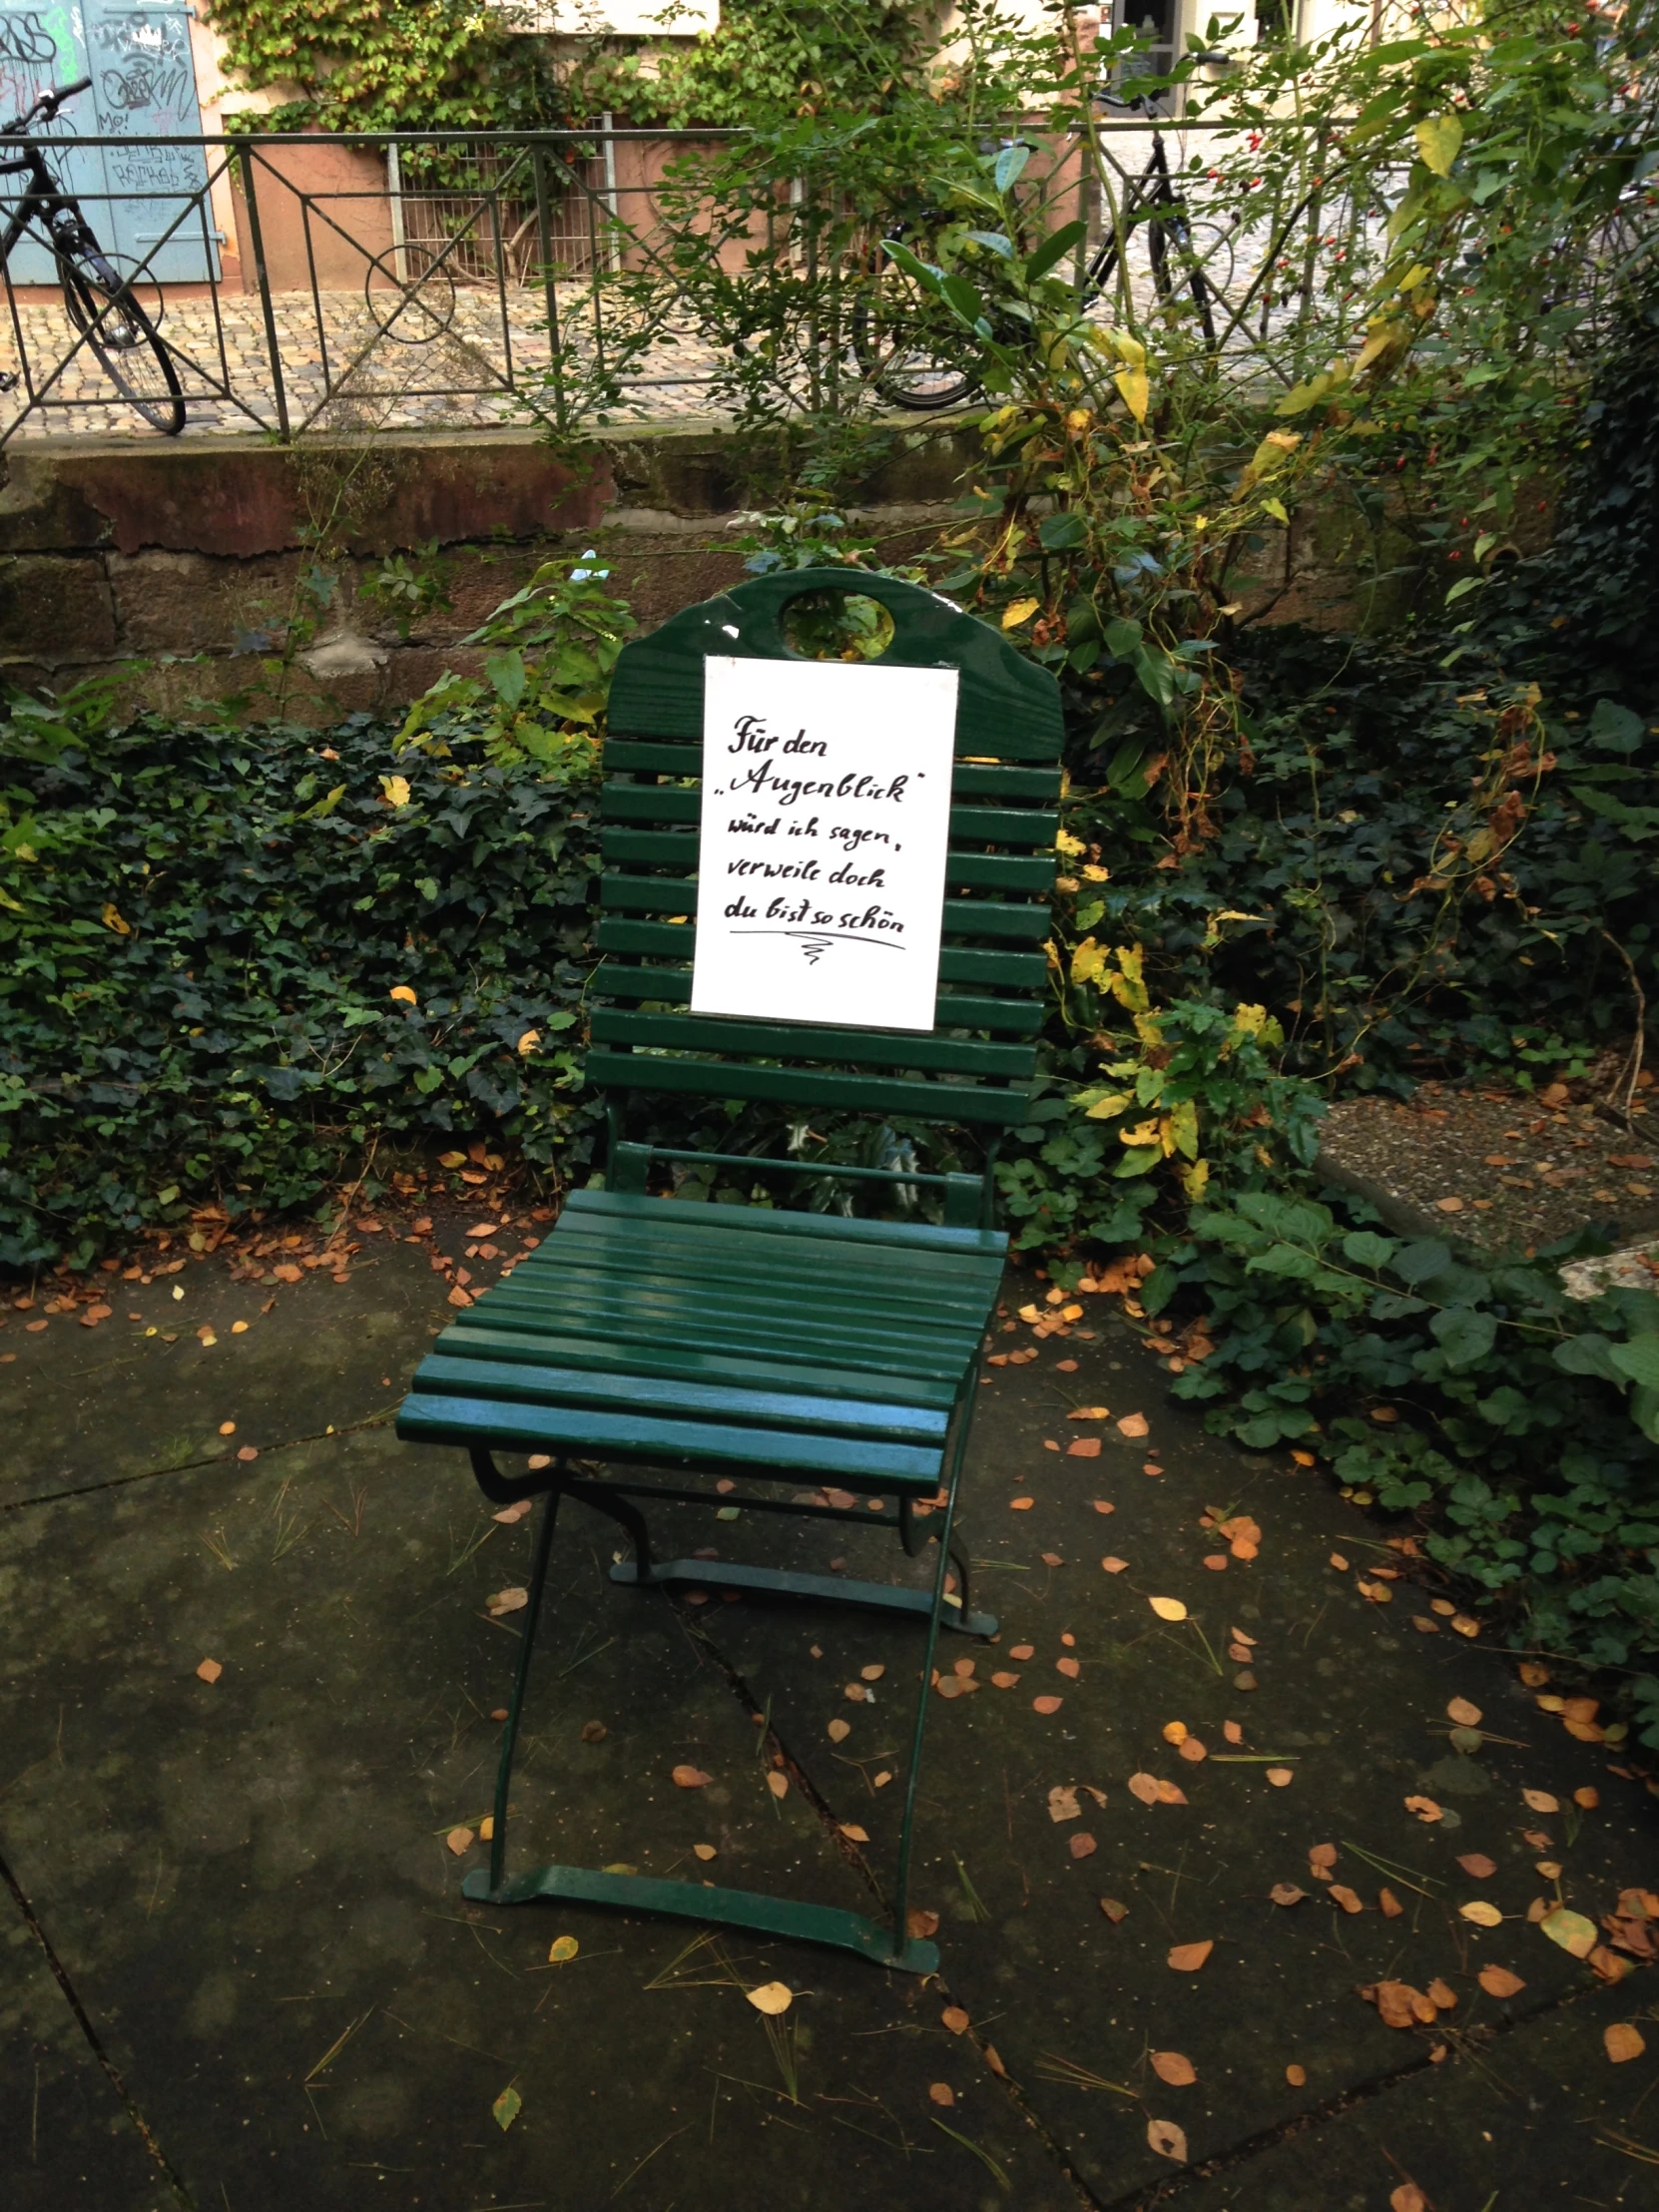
[778,586,896,663]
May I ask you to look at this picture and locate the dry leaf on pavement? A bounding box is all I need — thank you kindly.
[671,1765,711,1789]
[1150,2050,1196,2085]
[1477,1963,1524,1997]
[1389,2185,1426,2212]
[195,1657,223,1684]
[1379,1889,1403,1919]
[1521,1788,1560,1814]
[1048,1786,1080,1823]
[1167,1940,1213,1972]
[1146,2118,1187,2161]
[1271,1883,1307,1907]
[1148,1596,1188,1621]
[1540,1907,1597,1957]
[1605,2022,1646,2063]
[1447,1697,1482,1726]
[1329,1886,1364,1915]
[1456,1853,1497,1879]
[927,2081,954,2107]
[747,1981,793,2015]
[941,2006,969,2034]
[548,1936,578,1963]
[1032,1695,1063,1714]
[1459,1901,1503,1927]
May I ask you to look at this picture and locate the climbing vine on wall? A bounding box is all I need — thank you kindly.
[204,0,566,137]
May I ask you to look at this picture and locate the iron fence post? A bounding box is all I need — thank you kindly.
[238,144,290,442]
[531,144,567,432]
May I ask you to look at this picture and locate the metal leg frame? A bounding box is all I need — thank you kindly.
[458,1385,992,1973]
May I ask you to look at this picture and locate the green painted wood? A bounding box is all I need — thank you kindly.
[605,740,1061,803]
[595,916,1047,990]
[436,1324,963,1406]
[492,1258,996,1338]
[459,1861,939,1973]
[588,1007,1034,1078]
[397,1392,946,1485]
[569,1187,1005,1254]
[607,567,1064,763]
[585,1048,1032,1123]
[412,1355,950,1441]
[600,875,1051,944]
[601,784,1058,849]
[595,964,1044,1034]
[600,828,1054,895]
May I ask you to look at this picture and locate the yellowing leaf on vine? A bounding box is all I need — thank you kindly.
[1071,936,1111,986]
[101,902,132,934]
[1395,263,1432,293]
[1120,1119,1163,1150]
[1112,942,1150,1012]
[1081,1090,1132,1121]
[1262,496,1291,525]
[1166,1098,1200,1161]
[1413,114,1463,178]
[1179,1158,1210,1201]
[1055,829,1086,856]
[379,775,412,808]
[1110,330,1147,370]
[1114,367,1150,424]
[1355,318,1402,376]
[1002,598,1041,631]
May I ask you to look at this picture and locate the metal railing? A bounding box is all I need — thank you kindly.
[1,118,1620,446]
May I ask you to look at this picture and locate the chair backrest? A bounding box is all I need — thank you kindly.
[590,567,1063,1163]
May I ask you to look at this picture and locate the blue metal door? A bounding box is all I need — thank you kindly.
[0,1,218,284]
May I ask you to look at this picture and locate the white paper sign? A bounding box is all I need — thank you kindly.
[691,656,959,1033]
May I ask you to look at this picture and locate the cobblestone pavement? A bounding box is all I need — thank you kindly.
[0,279,730,440]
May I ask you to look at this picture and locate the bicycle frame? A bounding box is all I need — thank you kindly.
[0,140,111,284]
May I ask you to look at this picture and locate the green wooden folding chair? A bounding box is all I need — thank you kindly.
[396,567,1061,1975]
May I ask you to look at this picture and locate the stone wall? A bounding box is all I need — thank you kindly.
[0,418,1445,724]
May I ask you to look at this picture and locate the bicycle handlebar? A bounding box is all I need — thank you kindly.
[2,77,93,136]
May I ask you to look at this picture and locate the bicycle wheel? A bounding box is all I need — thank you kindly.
[850,231,979,412]
[59,257,184,435]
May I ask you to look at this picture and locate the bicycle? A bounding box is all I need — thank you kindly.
[851,65,1234,412]
[0,77,185,435]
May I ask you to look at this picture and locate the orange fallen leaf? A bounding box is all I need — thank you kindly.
[445,1826,474,1855]
[1150,2049,1196,2086]
[1521,1788,1560,1814]
[1009,1496,1035,1510]
[1010,1644,1034,1660]
[990,1671,1021,1689]
[1403,1795,1443,1822]
[1605,2022,1646,2063]
[1203,1554,1229,1572]
[906,1909,938,1938]
[1459,1900,1503,1928]
[1041,1552,1064,1567]
[1477,1963,1524,1997]
[1048,1786,1080,1823]
[1167,1940,1212,1972]
[492,1499,534,1524]
[1146,2117,1188,2162]
[767,1771,790,1801]
[487,1587,528,1618]
[195,1657,223,1684]
[1286,2062,1307,2086]
[1032,1695,1064,1715]
[1092,1498,1115,1514]
[1067,1437,1101,1458]
[860,1664,885,1682]
[1056,1657,1080,1680]
[1446,1697,1482,1727]
[1426,1979,1457,2010]
[1069,1405,1111,1420]
[941,2006,969,2034]
[236,1445,259,1463]
[1099,1897,1129,1923]
[1270,1883,1307,1907]
[1518,1661,1550,1687]
[1329,1552,1350,1571]
[828,1718,851,1743]
[672,1765,710,1789]
[1329,1885,1364,1915]
[1380,1888,1403,1919]
[693,1844,717,1862]
[927,2081,954,2107]
[1389,2186,1427,2212]
[747,1981,793,2015]
[1117,1413,1150,1438]
[1101,1552,1130,1574]
[1374,1981,1434,2028]
[1266,1768,1294,1788]
[1223,1720,1243,1745]
[1309,1843,1338,1873]
[839,1823,870,1843]
[1573,1786,1599,1809]
[1069,1833,1098,1860]
[1456,1853,1497,1879]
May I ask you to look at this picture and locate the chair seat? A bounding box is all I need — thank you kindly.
[397,1190,1008,1494]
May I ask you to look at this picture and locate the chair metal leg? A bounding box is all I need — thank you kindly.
[889,1378,980,1953]
[484,1480,561,1893]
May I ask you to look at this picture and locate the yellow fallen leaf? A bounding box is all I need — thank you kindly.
[1539,1907,1597,1957]
[1459,1900,1503,1927]
[516,1029,541,1056]
[1001,598,1040,631]
[747,1980,793,2015]
[1605,2021,1646,2063]
[1069,1405,1111,1421]
[101,902,132,934]
[548,1935,578,1962]
[1148,1596,1188,1622]
[390,984,418,1005]
[1521,1788,1559,1814]
[693,1843,717,1861]
[380,775,411,808]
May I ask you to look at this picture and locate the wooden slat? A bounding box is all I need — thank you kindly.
[436,1324,963,1407]
[397,1392,945,1486]
[589,1007,1032,1078]
[604,741,1061,803]
[595,916,1048,990]
[600,875,1050,943]
[601,826,1053,895]
[585,1049,1033,1123]
[594,964,1044,1035]
[412,1355,951,1443]
[601,784,1057,850]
